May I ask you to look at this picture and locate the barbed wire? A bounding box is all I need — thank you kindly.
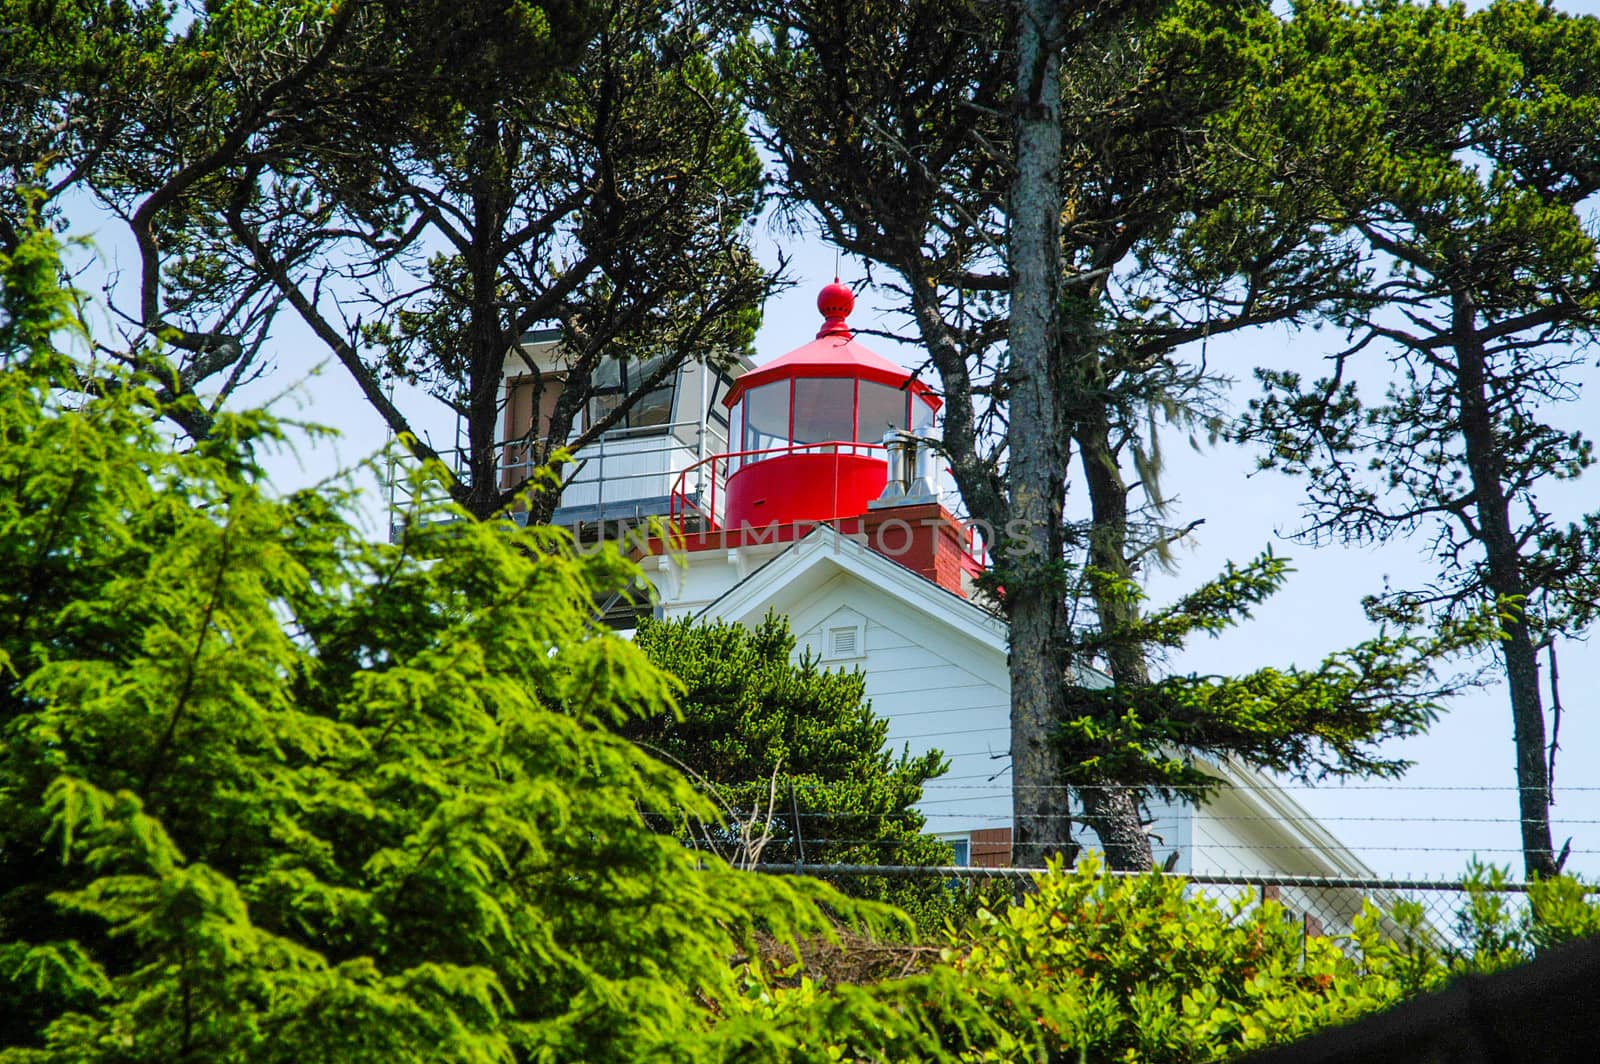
[746,863,1596,950]
[732,807,1600,826]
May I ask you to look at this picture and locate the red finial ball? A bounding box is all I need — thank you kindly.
[817,280,854,337]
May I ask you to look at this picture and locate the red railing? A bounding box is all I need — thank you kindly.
[669,441,991,583]
[669,440,885,535]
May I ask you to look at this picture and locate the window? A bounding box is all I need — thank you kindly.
[501,374,567,489]
[792,377,856,444]
[631,380,674,428]
[707,372,733,428]
[728,400,744,471]
[742,381,790,454]
[504,374,575,441]
[945,837,971,867]
[586,356,678,431]
[587,359,624,427]
[911,392,936,432]
[704,372,735,456]
[857,380,910,442]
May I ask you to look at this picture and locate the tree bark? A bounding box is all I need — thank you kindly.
[1006,0,1074,866]
[1452,290,1557,880]
[462,112,515,520]
[1074,397,1156,871]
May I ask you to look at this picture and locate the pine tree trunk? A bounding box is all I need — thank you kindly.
[1074,401,1155,871]
[463,112,513,522]
[1453,291,1557,880]
[1006,0,1075,867]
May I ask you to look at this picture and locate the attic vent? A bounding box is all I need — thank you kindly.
[827,626,860,659]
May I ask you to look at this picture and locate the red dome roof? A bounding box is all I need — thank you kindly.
[724,284,942,411]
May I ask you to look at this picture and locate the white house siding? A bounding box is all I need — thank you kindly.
[1188,771,1367,877]
[1182,780,1375,934]
[646,532,1376,908]
[763,570,1015,839]
[1142,798,1193,874]
[1188,787,1280,875]
[679,541,1220,867]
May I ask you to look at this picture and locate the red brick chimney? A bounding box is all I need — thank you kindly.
[858,502,973,597]
[851,433,978,595]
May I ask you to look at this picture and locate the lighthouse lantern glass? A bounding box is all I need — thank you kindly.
[857,381,909,441]
[793,378,855,444]
[742,381,789,453]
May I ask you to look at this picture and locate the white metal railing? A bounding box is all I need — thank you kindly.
[387,419,728,526]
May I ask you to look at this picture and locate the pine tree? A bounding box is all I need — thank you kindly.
[742,0,1442,868]
[630,615,956,923]
[2,0,767,518]
[1237,0,1600,879]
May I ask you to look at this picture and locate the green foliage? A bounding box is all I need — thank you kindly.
[2,0,768,511]
[0,241,1592,1061]
[0,226,865,1061]
[1095,551,1296,652]
[943,860,1396,1061]
[0,202,80,361]
[1062,550,1493,802]
[725,859,1398,1062]
[234,0,770,516]
[0,0,166,231]
[1445,861,1600,970]
[629,615,961,928]
[1241,1,1600,607]
[725,859,1600,1063]
[744,0,1451,867]
[348,0,765,391]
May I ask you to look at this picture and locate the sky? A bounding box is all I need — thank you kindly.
[60,0,1600,884]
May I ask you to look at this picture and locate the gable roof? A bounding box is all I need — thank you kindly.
[696,524,1007,653]
[1204,757,1380,879]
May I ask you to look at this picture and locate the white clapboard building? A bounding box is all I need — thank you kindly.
[499,281,1379,913]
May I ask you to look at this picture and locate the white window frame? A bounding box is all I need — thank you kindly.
[937,833,972,867]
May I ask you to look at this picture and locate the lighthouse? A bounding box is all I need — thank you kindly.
[659,282,983,607]
[716,281,941,529]
[636,286,1396,899]
[488,278,977,602]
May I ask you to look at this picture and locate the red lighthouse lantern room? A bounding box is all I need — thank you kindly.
[719,282,941,529]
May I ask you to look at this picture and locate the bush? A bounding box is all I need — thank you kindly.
[725,858,1600,1062]
[630,615,968,929]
